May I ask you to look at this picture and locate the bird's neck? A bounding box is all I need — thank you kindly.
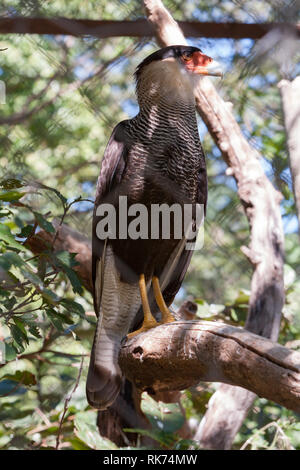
[134,93,198,141]
[132,61,200,142]
[136,60,196,111]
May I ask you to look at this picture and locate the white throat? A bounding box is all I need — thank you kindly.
[136,58,196,107]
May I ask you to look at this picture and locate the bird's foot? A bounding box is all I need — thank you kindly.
[127,311,175,340]
[152,276,175,325]
[127,273,160,339]
[161,310,175,324]
[127,316,159,339]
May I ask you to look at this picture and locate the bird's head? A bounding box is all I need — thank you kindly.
[135,45,222,106]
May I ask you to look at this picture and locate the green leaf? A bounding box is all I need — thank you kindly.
[0,178,24,190]
[28,325,42,339]
[51,252,82,294]
[1,370,36,387]
[34,182,67,207]
[0,208,13,218]
[40,287,60,305]
[33,212,55,233]
[124,427,176,447]
[45,308,66,332]
[62,267,83,294]
[69,437,91,451]
[13,318,27,336]
[5,343,17,361]
[54,251,78,269]
[0,358,36,380]
[0,191,24,202]
[60,299,85,317]
[0,251,42,291]
[140,392,185,434]
[17,225,34,239]
[233,290,250,305]
[0,251,24,270]
[37,257,47,281]
[10,322,29,347]
[230,308,239,322]
[20,267,41,287]
[45,307,73,332]
[0,223,26,251]
[74,411,118,450]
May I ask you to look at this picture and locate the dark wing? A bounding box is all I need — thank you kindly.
[92,120,129,315]
[162,160,207,307]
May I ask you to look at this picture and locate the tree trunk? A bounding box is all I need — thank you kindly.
[278,77,300,234]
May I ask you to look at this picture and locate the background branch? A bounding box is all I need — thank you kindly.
[0,17,299,40]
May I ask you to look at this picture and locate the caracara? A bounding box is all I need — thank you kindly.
[86,45,222,409]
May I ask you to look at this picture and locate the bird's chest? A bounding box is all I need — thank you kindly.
[124,137,202,205]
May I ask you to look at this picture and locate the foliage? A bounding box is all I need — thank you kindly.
[0,0,299,451]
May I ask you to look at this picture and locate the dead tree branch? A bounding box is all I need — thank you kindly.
[278,77,300,235]
[144,0,285,449]
[119,321,300,414]
[0,17,299,40]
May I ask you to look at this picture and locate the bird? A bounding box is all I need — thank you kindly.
[86,45,222,410]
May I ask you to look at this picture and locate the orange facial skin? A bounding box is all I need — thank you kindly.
[182,51,214,75]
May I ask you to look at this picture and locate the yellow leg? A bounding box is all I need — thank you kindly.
[152,276,175,324]
[127,274,159,338]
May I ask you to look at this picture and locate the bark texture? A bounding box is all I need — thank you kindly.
[278,77,300,234]
[119,320,300,414]
[144,0,285,449]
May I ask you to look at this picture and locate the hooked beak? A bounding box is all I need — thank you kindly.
[200,60,223,77]
[184,51,223,78]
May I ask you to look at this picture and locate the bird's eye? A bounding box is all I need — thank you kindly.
[182,52,193,62]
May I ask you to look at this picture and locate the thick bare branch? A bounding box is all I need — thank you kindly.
[144,0,285,449]
[278,77,300,234]
[119,321,300,414]
[194,387,256,448]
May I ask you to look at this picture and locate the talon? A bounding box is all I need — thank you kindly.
[127,317,158,338]
[127,274,159,338]
[152,276,175,324]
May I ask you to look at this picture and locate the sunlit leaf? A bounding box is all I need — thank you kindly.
[0,223,26,251]
[1,370,36,387]
[0,191,24,202]
[33,212,55,234]
[141,392,184,434]
[74,411,118,450]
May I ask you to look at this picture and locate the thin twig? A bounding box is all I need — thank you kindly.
[55,356,84,450]
[240,421,294,450]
